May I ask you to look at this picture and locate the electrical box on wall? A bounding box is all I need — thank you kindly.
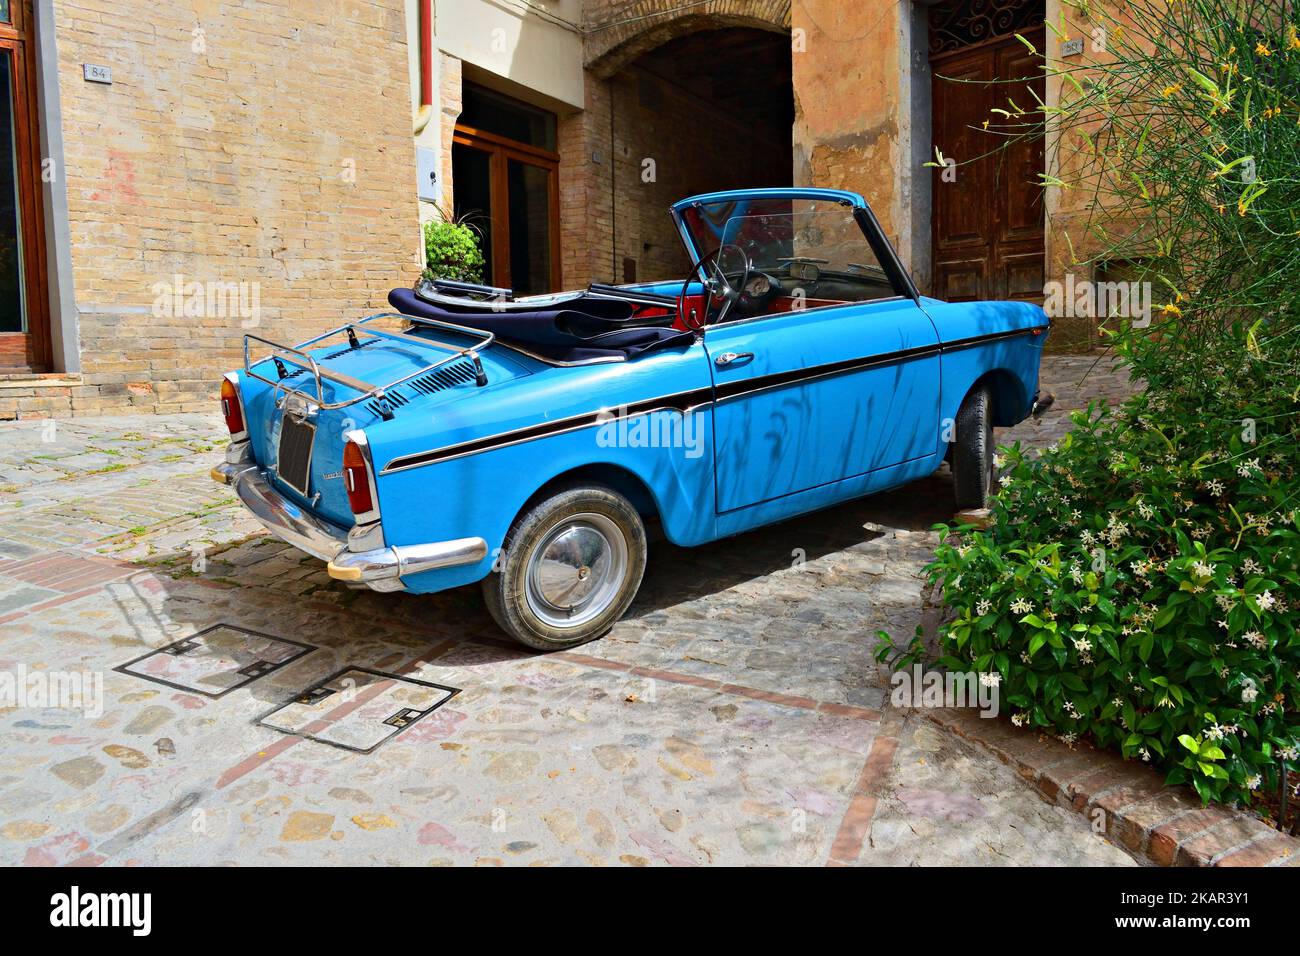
[416,147,439,203]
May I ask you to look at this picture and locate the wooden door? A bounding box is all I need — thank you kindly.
[930,28,1045,303]
[0,0,49,370]
[451,125,561,296]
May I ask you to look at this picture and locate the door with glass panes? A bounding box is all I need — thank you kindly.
[0,0,48,371]
[451,83,560,296]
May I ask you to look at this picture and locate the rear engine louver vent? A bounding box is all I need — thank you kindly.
[320,339,376,361]
[365,360,477,417]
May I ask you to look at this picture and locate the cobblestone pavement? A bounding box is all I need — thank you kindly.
[0,356,1138,866]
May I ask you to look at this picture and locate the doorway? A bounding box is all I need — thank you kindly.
[451,84,560,295]
[928,0,1045,303]
[0,0,48,370]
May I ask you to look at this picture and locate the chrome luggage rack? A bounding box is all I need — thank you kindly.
[243,311,495,421]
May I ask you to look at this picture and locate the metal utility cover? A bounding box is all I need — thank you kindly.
[115,625,315,698]
[256,667,459,753]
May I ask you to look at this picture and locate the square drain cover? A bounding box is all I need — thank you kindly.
[115,625,315,698]
[256,667,459,753]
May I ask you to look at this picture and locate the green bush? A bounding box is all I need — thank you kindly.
[916,351,1298,807]
[886,1,1300,816]
[422,215,484,285]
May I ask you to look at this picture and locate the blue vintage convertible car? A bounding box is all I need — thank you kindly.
[213,188,1048,648]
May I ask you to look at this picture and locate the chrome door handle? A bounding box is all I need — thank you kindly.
[714,351,753,367]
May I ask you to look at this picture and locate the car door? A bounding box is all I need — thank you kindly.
[704,298,941,514]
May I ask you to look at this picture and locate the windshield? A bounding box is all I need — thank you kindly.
[678,197,897,301]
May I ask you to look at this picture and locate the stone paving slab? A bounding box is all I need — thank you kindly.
[0,355,1162,866]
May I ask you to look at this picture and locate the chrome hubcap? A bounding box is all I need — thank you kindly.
[525,513,628,629]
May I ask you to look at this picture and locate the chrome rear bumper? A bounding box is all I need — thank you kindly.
[212,448,487,591]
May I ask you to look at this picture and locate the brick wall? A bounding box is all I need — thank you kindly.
[12,0,422,419]
[583,0,791,75]
[438,51,462,211]
[603,65,790,284]
[574,0,792,286]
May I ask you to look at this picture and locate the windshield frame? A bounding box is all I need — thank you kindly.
[669,189,919,304]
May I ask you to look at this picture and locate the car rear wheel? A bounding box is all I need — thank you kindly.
[952,384,995,510]
[482,484,647,650]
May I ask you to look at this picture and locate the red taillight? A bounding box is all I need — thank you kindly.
[220,377,245,435]
[342,440,374,515]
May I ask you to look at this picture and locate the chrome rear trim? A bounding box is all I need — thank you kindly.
[326,538,488,583]
[210,461,485,589]
[226,466,349,563]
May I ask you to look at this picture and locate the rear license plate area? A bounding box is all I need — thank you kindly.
[277,414,316,497]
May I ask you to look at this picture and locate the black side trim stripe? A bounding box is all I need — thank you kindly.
[381,325,1047,473]
[942,325,1047,353]
[383,387,713,472]
[714,342,939,402]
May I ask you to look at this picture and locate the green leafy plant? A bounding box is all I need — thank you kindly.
[889,1,1300,821]
[421,206,485,285]
[918,376,1298,810]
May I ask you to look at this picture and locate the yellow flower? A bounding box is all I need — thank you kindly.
[1256,42,1272,57]
[1161,83,1182,97]
[1289,25,1300,51]
[1160,303,1182,318]
[982,119,990,129]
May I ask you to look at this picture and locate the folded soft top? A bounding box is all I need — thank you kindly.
[387,287,694,363]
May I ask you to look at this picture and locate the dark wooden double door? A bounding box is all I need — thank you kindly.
[930,28,1045,303]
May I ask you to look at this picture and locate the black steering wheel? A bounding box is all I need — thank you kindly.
[678,243,752,331]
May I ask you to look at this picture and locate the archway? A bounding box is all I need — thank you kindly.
[574,17,794,286]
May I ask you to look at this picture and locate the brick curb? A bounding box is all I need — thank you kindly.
[926,708,1299,867]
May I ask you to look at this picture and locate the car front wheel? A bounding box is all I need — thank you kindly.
[482,484,647,650]
[952,384,995,510]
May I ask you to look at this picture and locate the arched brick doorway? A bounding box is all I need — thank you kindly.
[563,3,793,287]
